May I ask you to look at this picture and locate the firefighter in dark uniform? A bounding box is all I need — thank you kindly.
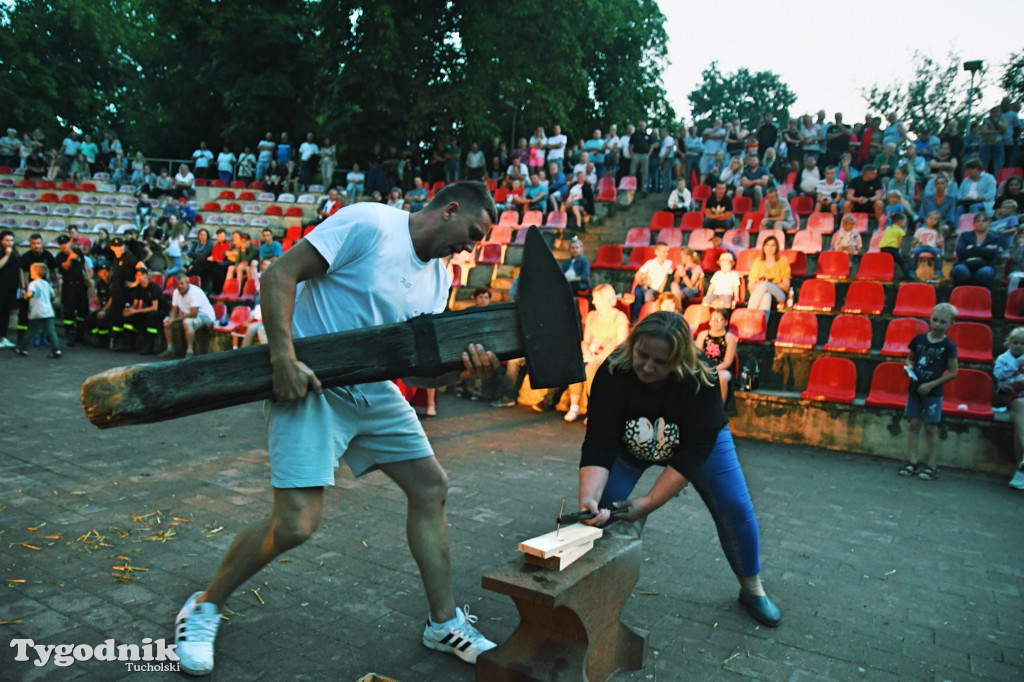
[18,233,57,346]
[87,260,114,347]
[108,237,139,350]
[54,234,90,346]
[120,266,168,354]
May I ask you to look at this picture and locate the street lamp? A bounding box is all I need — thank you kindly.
[963,60,983,138]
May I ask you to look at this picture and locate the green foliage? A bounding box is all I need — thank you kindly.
[1000,50,1024,103]
[861,51,985,134]
[687,62,797,131]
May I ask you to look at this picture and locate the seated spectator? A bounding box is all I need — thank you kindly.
[345,163,365,204]
[695,308,738,402]
[225,231,259,283]
[997,175,1023,209]
[837,152,859,184]
[994,327,1024,489]
[258,228,283,270]
[120,267,168,354]
[761,187,794,232]
[172,163,195,200]
[957,158,997,218]
[992,199,1020,249]
[136,167,158,197]
[702,251,741,308]
[703,149,727,187]
[404,177,428,212]
[879,212,915,281]
[109,151,128,187]
[239,304,266,348]
[561,238,590,295]
[532,283,628,422]
[951,212,1001,288]
[547,162,569,211]
[789,154,821,200]
[746,236,791,316]
[844,164,884,221]
[155,168,174,197]
[317,188,344,221]
[565,171,594,230]
[910,211,945,276]
[161,271,216,357]
[667,179,691,212]
[885,190,915,225]
[671,247,704,300]
[887,166,916,211]
[67,225,92,253]
[512,174,548,214]
[263,159,284,197]
[1006,227,1024,294]
[186,228,214,289]
[283,158,300,195]
[205,228,232,294]
[873,142,901,179]
[762,147,785,183]
[631,242,675,319]
[739,154,771,206]
[903,145,926,183]
[920,173,957,232]
[703,183,734,233]
[654,291,682,314]
[831,214,863,256]
[928,141,958,181]
[814,165,844,218]
[719,156,744,198]
[24,148,47,181]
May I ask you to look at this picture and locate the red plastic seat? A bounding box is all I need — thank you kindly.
[544,210,567,229]
[655,227,683,248]
[593,244,623,269]
[754,229,785,250]
[650,211,675,229]
[521,210,543,228]
[223,202,242,213]
[683,304,711,335]
[823,314,873,354]
[892,283,936,317]
[284,206,304,217]
[626,246,656,271]
[680,211,703,231]
[201,201,221,213]
[229,180,246,189]
[618,176,638,191]
[213,278,242,302]
[806,212,835,234]
[949,285,992,321]
[687,228,716,250]
[793,279,836,312]
[60,193,80,204]
[734,248,760,276]
[864,363,911,410]
[781,249,807,277]
[17,178,36,188]
[284,225,302,242]
[739,212,764,233]
[691,184,711,203]
[855,252,894,281]
[264,205,283,216]
[1005,288,1024,323]
[38,192,59,203]
[596,187,617,202]
[237,278,258,305]
[57,181,76,191]
[942,369,994,420]
[477,243,504,265]
[866,229,884,253]
[996,167,1023,184]
[485,224,513,245]
[637,301,660,321]
[801,357,857,404]
[699,247,726,274]
[815,251,851,280]
[774,311,818,348]
[194,178,207,187]
[947,322,994,363]
[790,195,813,219]
[498,210,520,226]
[721,228,751,252]
[208,179,225,188]
[880,318,929,357]
[790,230,822,254]
[624,227,652,248]
[218,190,236,200]
[841,281,885,315]
[213,305,251,333]
[730,307,767,344]
[149,273,164,289]
[493,187,509,203]
[732,196,752,219]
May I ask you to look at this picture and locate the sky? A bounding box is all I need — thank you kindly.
[657,0,1020,124]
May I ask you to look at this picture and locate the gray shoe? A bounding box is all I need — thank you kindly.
[1009,470,1024,490]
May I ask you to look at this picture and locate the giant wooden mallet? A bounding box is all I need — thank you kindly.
[81,227,585,428]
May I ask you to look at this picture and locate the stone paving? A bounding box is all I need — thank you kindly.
[1,346,1023,681]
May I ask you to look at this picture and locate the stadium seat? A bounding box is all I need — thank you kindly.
[957,214,976,235]
[618,176,638,191]
[636,301,660,321]
[213,305,251,334]
[656,227,683,248]
[739,212,764,233]
[492,187,509,203]
[223,202,241,213]
[781,249,807,277]
[248,181,264,190]
[793,279,836,312]
[801,357,857,404]
[296,194,316,204]
[774,311,818,348]
[855,252,894,281]
[789,195,813,221]
[521,210,543,228]
[1005,288,1024,323]
[650,211,675,229]
[194,178,207,187]
[593,244,623,269]
[16,178,36,189]
[209,179,226,188]
[754,229,785,250]
[485,224,513,245]
[60,193,79,204]
[283,206,303,217]
[691,184,711,203]
[626,246,655,271]
[790,230,823,254]
[880,318,929,357]
[731,196,752,220]
[864,363,911,410]
[687,228,716,250]
[841,281,885,315]
[201,201,221,213]
[699,247,726,274]
[680,211,703,231]
[544,210,567,229]
[242,203,262,214]
[277,193,295,203]
[891,282,936,317]
[815,250,851,279]
[683,304,711,335]
[730,307,767,343]
[218,190,236,201]
[823,314,872,354]
[238,191,256,201]
[212,278,242,303]
[996,167,1023,184]
[498,210,519,226]
[866,229,884,253]
[949,285,991,320]
[851,213,870,235]
[596,187,617,202]
[52,206,72,217]
[734,248,760,276]
[257,192,275,202]
[38,192,58,203]
[237,278,258,305]
[227,215,246,227]
[477,243,503,265]
[624,227,651,248]
[285,225,302,242]
[264,205,283,216]
[806,212,835,233]
[722,228,750,252]
[942,369,994,420]
[229,180,246,189]
[947,322,993,363]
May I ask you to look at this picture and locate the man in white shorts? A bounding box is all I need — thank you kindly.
[173,182,501,676]
[161,271,216,357]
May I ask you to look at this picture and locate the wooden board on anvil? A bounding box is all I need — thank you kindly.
[523,541,595,571]
[519,523,602,559]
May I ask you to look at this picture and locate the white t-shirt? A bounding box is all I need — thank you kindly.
[167,234,184,258]
[27,279,54,319]
[217,152,237,173]
[172,283,216,320]
[294,203,449,339]
[192,149,213,168]
[174,172,194,186]
[707,270,741,296]
[637,258,675,292]
[546,133,567,163]
[299,142,319,161]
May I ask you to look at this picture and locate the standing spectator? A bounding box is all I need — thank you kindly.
[825,113,852,167]
[298,133,319,191]
[994,327,1024,489]
[782,119,803,178]
[978,106,1008,175]
[236,147,256,186]
[725,120,747,159]
[216,145,237,185]
[683,126,703,185]
[700,120,728,185]
[256,132,275,181]
[657,128,676,192]
[60,131,80,171]
[0,128,19,168]
[464,143,485,181]
[319,137,337,188]
[109,151,128,187]
[603,126,620,179]
[630,121,652,195]
[445,136,462,184]
[192,141,214,180]
[1001,99,1020,169]
[583,129,606,180]
[799,114,821,160]
[756,114,778,162]
[345,163,365,205]
[881,112,908,150]
[545,124,567,173]
[528,127,547,176]
[276,132,292,165]
[130,152,147,185]
[55,235,90,346]
[80,134,99,173]
[263,160,283,197]
[0,230,20,348]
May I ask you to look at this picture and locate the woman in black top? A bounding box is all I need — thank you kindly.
[0,230,21,346]
[577,312,781,627]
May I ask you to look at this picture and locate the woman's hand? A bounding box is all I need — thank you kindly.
[614,495,656,522]
[578,496,609,526]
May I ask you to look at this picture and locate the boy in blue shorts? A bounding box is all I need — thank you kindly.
[899,302,958,480]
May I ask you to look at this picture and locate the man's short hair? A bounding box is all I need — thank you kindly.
[825,166,837,173]
[861,164,876,173]
[215,228,226,235]
[429,181,498,225]
[473,286,491,298]
[29,233,42,241]
[174,271,190,281]
[890,212,906,224]
[964,158,983,170]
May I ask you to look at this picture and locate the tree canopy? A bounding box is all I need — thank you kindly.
[0,0,672,163]
[687,62,797,132]
[1000,49,1024,104]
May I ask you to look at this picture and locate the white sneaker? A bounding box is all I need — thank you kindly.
[564,405,581,422]
[174,592,220,676]
[0,338,13,348]
[422,605,496,664]
[1009,470,1024,490]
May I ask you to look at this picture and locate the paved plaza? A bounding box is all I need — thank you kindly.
[1,347,1022,681]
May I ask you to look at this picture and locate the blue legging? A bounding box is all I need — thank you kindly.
[598,425,761,577]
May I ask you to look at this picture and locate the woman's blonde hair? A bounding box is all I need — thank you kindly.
[607,311,717,390]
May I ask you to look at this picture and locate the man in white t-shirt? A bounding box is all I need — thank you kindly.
[192,142,214,180]
[298,132,319,191]
[172,182,502,676]
[161,271,216,356]
[256,131,276,181]
[545,124,567,171]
